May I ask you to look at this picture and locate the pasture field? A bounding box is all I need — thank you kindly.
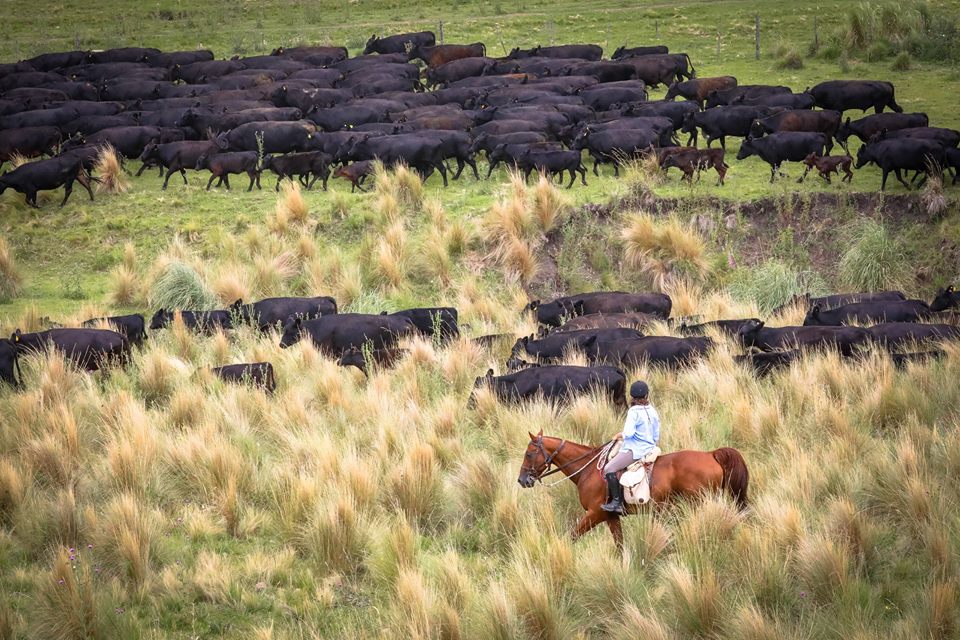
[0,1,960,639]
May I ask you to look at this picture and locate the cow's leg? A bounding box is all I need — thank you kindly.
[59,181,74,207]
[880,169,890,191]
[179,169,187,185]
[895,168,911,190]
[798,165,811,183]
[486,160,496,179]
[453,158,465,180]
[843,166,854,183]
[770,163,778,183]
[579,165,588,186]
[566,168,575,189]
[247,172,256,192]
[613,160,620,177]
[206,174,216,190]
[78,173,94,200]
[26,190,39,208]
[275,177,282,192]
[434,159,448,187]
[716,165,726,186]
[135,163,149,177]
[468,158,480,180]
[162,168,175,190]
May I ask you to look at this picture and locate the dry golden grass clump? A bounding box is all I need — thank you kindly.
[622,211,710,290]
[0,235,24,301]
[92,144,130,194]
[274,180,308,227]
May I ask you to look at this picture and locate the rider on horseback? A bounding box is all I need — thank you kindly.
[601,380,661,514]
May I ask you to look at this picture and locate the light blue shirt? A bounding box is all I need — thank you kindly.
[622,403,660,460]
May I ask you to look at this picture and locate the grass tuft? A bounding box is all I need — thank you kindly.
[838,218,907,291]
[93,145,129,194]
[622,211,708,289]
[147,261,215,310]
[0,236,24,302]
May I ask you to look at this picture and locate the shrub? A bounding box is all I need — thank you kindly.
[148,261,216,310]
[838,218,907,291]
[891,50,913,70]
[729,259,827,314]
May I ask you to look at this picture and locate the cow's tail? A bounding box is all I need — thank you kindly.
[480,43,486,56]
[713,447,749,510]
[886,82,903,113]
[686,53,697,78]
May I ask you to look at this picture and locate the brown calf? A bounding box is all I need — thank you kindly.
[659,147,728,185]
[333,160,374,192]
[799,153,853,183]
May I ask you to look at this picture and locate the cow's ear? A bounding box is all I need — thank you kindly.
[812,304,821,314]
[380,310,387,315]
[294,317,302,327]
[486,368,494,377]
[844,117,850,125]
[948,285,956,292]
[573,300,585,315]
[521,336,529,346]
[231,299,243,308]
[13,329,21,342]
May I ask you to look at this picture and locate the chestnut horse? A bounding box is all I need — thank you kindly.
[517,430,749,552]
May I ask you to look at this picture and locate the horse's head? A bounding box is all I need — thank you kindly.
[518,429,549,488]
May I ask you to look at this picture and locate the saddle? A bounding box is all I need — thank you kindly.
[605,440,661,505]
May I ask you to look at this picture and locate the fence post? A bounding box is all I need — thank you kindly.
[813,16,819,51]
[755,14,761,60]
[439,20,444,45]
[655,19,659,39]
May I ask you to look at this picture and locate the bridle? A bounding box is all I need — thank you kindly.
[523,435,612,485]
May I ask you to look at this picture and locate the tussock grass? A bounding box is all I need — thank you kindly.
[730,259,827,314]
[275,180,308,226]
[622,211,709,289]
[107,264,138,306]
[147,261,215,310]
[0,236,23,302]
[838,218,907,291]
[531,174,570,233]
[93,145,129,194]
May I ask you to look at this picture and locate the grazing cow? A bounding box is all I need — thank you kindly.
[835,112,929,147]
[471,365,626,409]
[679,318,758,336]
[410,43,486,66]
[0,155,93,207]
[751,109,842,154]
[930,286,959,312]
[664,76,737,107]
[337,346,407,375]
[195,151,262,191]
[149,303,242,333]
[385,307,459,341]
[612,45,669,58]
[800,153,854,183]
[808,80,902,114]
[363,32,436,55]
[333,161,374,192]
[261,151,333,191]
[803,300,931,326]
[239,296,337,331]
[855,139,945,190]
[211,362,276,393]
[0,338,21,387]
[736,133,828,182]
[11,328,129,371]
[583,335,714,368]
[704,84,791,108]
[736,319,871,356]
[735,350,802,376]
[866,323,960,349]
[278,313,415,355]
[552,312,654,333]
[680,106,775,148]
[510,328,646,365]
[81,314,147,347]
[0,126,61,169]
[529,292,672,326]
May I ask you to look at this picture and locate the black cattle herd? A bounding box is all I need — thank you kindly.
[1,31,960,205]
[0,285,958,405]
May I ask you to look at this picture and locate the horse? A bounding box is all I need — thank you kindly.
[517,430,749,553]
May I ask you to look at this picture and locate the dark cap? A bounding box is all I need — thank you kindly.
[630,381,649,399]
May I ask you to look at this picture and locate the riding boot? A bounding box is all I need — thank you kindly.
[601,472,625,514]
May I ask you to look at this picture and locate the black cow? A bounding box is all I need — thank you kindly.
[855,139,945,190]
[529,292,672,326]
[215,121,315,154]
[930,286,959,312]
[363,31,436,55]
[211,362,276,393]
[734,350,801,376]
[0,155,93,207]
[138,140,218,189]
[149,303,242,333]
[239,296,337,331]
[583,335,714,368]
[679,318,758,336]
[518,148,588,188]
[196,150,262,191]
[278,313,415,354]
[510,328,646,366]
[681,106,775,148]
[617,54,695,85]
[71,126,170,160]
[890,350,946,369]
[552,312,654,333]
[808,80,902,114]
[736,319,871,356]
[612,45,669,58]
[736,133,828,182]
[803,300,931,326]
[385,308,459,341]
[620,100,701,130]
[0,126,61,169]
[571,128,662,177]
[347,134,449,186]
[870,127,960,148]
[836,112,929,147]
[773,291,906,315]
[750,110,842,154]
[471,365,626,409]
[81,314,147,347]
[866,323,960,349]
[11,328,129,371]
[0,338,20,387]
[261,151,333,191]
[508,44,604,60]
[736,92,816,110]
[704,84,791,108]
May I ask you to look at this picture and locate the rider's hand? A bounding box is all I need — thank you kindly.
[614,433,623,441]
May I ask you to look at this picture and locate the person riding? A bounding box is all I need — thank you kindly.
[601,380,661,514]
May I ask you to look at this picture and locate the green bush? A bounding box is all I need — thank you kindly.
[866,40,896,61]
[148,261,216,310]
[838,219,908,291]
[891,51,912,71]
[729,259,827,314]
[775,49,804,69]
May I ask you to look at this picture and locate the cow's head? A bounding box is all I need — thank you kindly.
[736,318,764,343]
[362,35,379,55]
[613,46,625,58]
[664,82,680,101]
[337,347,369,376]
[736,137,758,161]
[854,143,871,169]
[278,317,303,349]
[802,304,822,326]
[930,285,959,312]
[148,310,169,330]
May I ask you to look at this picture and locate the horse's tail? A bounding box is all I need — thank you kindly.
[713,447,749,510]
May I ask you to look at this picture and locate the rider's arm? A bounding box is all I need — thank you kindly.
[622,406,641,440]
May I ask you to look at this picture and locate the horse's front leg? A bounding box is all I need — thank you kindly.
[571,509,607,542]
[606,517,624,556]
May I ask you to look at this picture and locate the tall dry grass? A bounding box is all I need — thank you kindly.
[0,236,23,301]
[92,145,129,194]
[622,211,709,290]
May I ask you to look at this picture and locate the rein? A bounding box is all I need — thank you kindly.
[528,436,614,487]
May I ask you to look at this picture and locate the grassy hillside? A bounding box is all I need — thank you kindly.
[1,1,960,639]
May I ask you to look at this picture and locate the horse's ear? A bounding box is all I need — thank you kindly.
[528,431,536,440]
[537,428,543,437]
